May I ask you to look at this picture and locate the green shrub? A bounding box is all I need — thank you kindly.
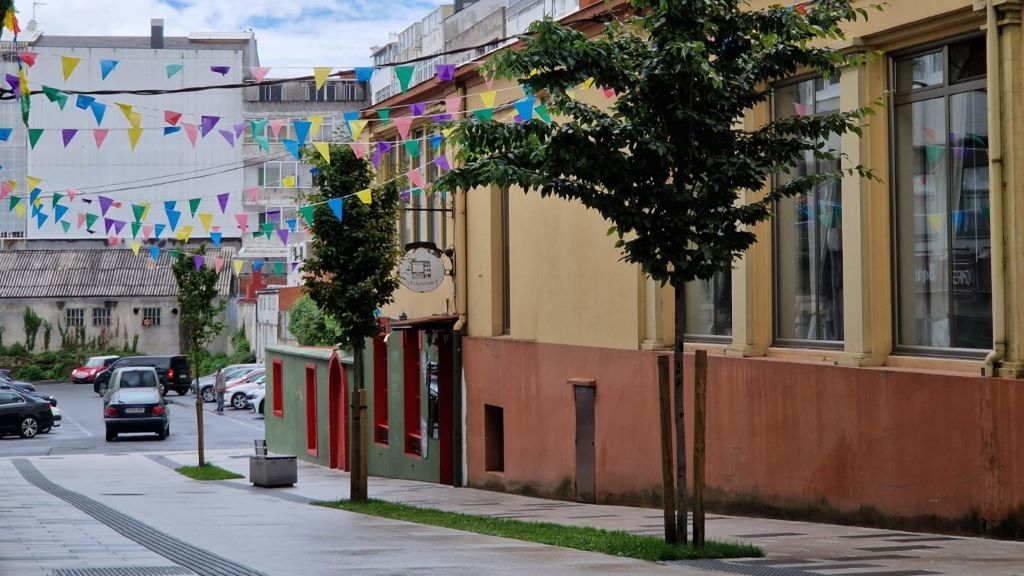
[23,307,41,351]
[288,296,342,347]
[6,342,29,357]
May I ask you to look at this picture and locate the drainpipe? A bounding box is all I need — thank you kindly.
[453,82,469,334]
[983,0,1006,377]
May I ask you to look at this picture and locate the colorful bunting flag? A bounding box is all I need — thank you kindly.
[210,66,230,76]
[355,67,374,82]
[404,140,421,158]
[61,129,77,147]
[54,204,68,222]
[61,56,81,80]
[269,119,285,139]
[434,155,451,172]
[308,115,323,138]
[299,205,316,225]
[132,203,146,222]
[214,256,225,273]
[0,128,11,141]
[166,63,183,78]
[480,91,497,108]
[176,225,194,242]
[100,59,119,80]
[376,108,390,122]
[217,192,230,213]
[245,187,261,203]
[445,96,462,114]
[89,101,106,125]
[182,123,199,147]
[164,126,182,136]
[200,115,220,137]
[193,255,205,270]
[407,168,424,188]
[61,221,71,232]
[313,67,331,90]
[86,212,99,230]
[150,245,161,261]
[356,189,372,205]
[283,139,301,160]
[436,63,456,82]
[198,212,214,233]
[18,52,36,67]
[127,127,143,150]
[251,67,270,82]
[514,98,535,122]
[154,223,165,238]
[130,222,141,239]
[411,102,426,117]
[327,198,343,221]
[233,259,244,275]
[286,218,297,233]
[28,129,43,149]
[536,104,552,124]
[394,116,413,140]
[142,224,153,239]
[218,129,235,146]
[166,210,181,231]
[235,213,249,232]
[75,94,95,110]
[93,129,109,148]
[188,198,201,217]
[349,119,368,140]
[473,108,493,122]
[42,86,68,109]
[394,66,415,92]
[276,228,289,244]
[293,120,311,145]
[349,141,367,159]
[211,231,223,246]
[165,110,182,125]
[313,141,330,163]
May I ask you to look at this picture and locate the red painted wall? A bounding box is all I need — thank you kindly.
[464,337,1024,521]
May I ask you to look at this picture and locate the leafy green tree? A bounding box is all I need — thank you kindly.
[304,144,402,500]
[23,306,41,351]
[437,0,876,543]
[288,295,344,347]
[172,245,225,466]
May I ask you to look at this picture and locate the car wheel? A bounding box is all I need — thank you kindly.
[201,387,215,403]
[19,416,39,438]
[105,428,117,442]
[231,393,247,410]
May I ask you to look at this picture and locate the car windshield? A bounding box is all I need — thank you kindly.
[85,357,108,367]
[118,371,156,388]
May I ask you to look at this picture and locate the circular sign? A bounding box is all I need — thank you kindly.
[399,247,445,293]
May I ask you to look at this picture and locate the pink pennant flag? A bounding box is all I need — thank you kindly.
[0,180,11,199]
[107,237,120,246]
[602,87,616,99]
[142,224,153,239]
[65,188,78,201]
[349,141,367,159]
[445,96,462,115]
[93,129,109,149]
[269,119,285,139]
[408,168,424,188]
[17,51,36,67]
[182,123,199,147]
[394,116,413,140]
[214,256,225,273]
[245,187,261,203]
[235,213,249,232]
[77,213,86,228]
[251,67,271,82]
[792,102,810,116]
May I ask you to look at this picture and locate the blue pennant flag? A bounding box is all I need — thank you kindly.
[210,232,222,246]
[100,59,119,80]
[343,110,361,122]
[327,197,343,221]
[163,126,182,136]
[286,218,297,232]
[75,94,95,110]
[166,210,181,231]
[429,133,444,149]
[252,260,264,272]
[149,245,160,261]
[35,211,47,228]
[514,97,535,122]
[292,121,311,145]
[90,101,107,125]
[283,139,301,160]
[54,204,68,222]
[355,67,374,83]
[0,128,11,141]
[154,224,165,238]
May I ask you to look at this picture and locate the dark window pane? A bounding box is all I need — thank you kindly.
[896,51,943,93]
[950,36,986,84]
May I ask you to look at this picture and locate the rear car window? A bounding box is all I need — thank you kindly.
[119,370,157,388]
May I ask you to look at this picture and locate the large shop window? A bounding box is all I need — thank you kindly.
[773,76,844,345]
[893,36,991,352]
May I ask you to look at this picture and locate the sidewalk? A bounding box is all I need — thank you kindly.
[165,448,1024,576]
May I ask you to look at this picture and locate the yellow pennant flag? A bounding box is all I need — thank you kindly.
[141,201,152,221]
[32,196,43,207]
[130,241,141,255]
[442,127,456,139]
[127,126,143,150]
[480,90,497,108]
[356,188,372,205]
[116,102,134,120]
[312,141,330,163]
[25,176,41,191]
[281,175,296,188]
[581,77,597,90]
[313,67,331,91]
[176,225,194,242]
[14,202,25,217]
[6,179,15,191]
[232,259,244,275]
[349,119,368,140]
[3,10,15,32]
[308,115,323,138]
[61,56,81,81]
[198,212,214,233]
[128,111,142,128]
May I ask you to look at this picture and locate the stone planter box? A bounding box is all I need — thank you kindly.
[249,455,297,488]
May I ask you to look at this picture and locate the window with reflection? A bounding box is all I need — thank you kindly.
[685,271,732,338]
[773,76,844,344]
[894,36,991,351]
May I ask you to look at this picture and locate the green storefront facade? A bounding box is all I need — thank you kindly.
[264,321,461,486]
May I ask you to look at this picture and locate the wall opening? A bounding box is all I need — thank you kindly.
[272,359,284,417]
[403,329,422,456]
[373,336,389,445]
[485,404,505,472]
[305,364,317,455]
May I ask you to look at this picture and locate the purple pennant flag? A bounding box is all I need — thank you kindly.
[434,155,451,172]
[435,64,455,82]
[104,218,125,235]
[103,217,115,234]
[514,115,524,124]
[193,255,205,270]
[371,149,382,169]
[217,192,230,213]
[200,115,220,137]
[210,66,230,76]
[112,219,126,235]
[61,129,78,147]
[276,228,289,244]
[234,121,246,139]
[399,189,411,203]
[291,261,299,272]
[5,73,18,93]
[218,129,235,146]
[432,114,452,124]
[376,141,392,154]
[267,209,281,224]
[99,195,114,215]
[410,102,426,116]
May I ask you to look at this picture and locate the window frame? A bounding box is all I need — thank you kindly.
[403,330,422,456]
[142,307,161,327]
[92,307,111,327]
[272,359,284,417]
[65,307,84,328]
[305,364,318,455]
[889,33,990,358]
[373,336,389,445]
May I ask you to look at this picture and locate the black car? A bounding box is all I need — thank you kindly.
[94,355,192,396]
[0,376,56,407]
[104,385,169,441]
[0,388,54,438]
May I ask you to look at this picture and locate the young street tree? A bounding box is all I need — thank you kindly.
[304,144,402,501]
[172,245,225,467]
[437,0,875,543]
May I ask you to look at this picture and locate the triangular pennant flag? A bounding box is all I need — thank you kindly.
[112,219,126,235]
[167,210,181,231]
[327,197,343,221]
[349,141,367,159]
[86,212,99,230]
[142,224,153,239]
[166,63,183,78]
[276,228,289,244]
[404,140,421,158]
[245,187,261,203]
[198,212,214,233]
[176,225,194,242]
[130,241,141,255]
[42,86,68,109]
[436,63,456,82]
[308,115,323,139]
[164,110,182,125]
[217,192,230,213]
[536,104,552,124]
[411,102,426,117]
[313,67,331,90]
[445,96,462,114]
[154,224,165,238]
[232,122,246,140]
[164,200,176,213]
[313,141,330,163]
[29,189,41,208]
[54,204,68,222]
[61,129,77,148]
[200,115,220,137]
[127,127,143,150]
[250,118,268,138]
[61,56,81,80]
[76,213,86,229]
[99,196,114,216]
[273,262,286,275]
[393,116,413,140]
[51,192,64,207]
[286,218,297,233]
[0,128,11,141]
[35,211,47,228]
[473,108,494,122]
[28,129,43,149]
[61,220,70,233]
[210,66,230,76]
[211,231,223,246]
[8,195,20,211]
[233,259,244,275]
[130,222,141,239]
[261,221,275,238]
[434,154,451,172]
[291,261,300,272]
[251,67,270,82]
[515,98,535,122]
[376,108,391,122]
[18,51,36,67]
[214,256,225,273]
[65,188,78,201]
[255,135,269,152]
[293,120,311,145]
[356,189,372,205]
[26,176,41,192]
[428,133,444,149]
[103,217,116,234]
[193,255,205,270]
[235,213,249,231]
[349,119,368,140]
[269,118,285,138]
[132,203,146,222]
[218,129,235,146]
[163,126,181,136]
[100,59,119,80]
[394,66,415,92]
[354,67,374,83]
[89,101,106,125]
[283,139,301,160]
[407,168,424,189]
[93,129,109,148]
[480,91,497,108]
[182,123,199,147]
[299,205,316,225]
[188,198,201,217]
[107,237,120,246]
[116,102,134,120]
[149,245,161,261]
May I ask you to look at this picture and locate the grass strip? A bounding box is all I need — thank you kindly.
[175,463,243,481]
[317,499,761,561]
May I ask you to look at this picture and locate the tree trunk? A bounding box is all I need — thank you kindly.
[673,280,688,544]
[193,346,205,467]
[349,344,368,501]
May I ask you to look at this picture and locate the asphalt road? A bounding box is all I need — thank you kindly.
[0,381,263,457]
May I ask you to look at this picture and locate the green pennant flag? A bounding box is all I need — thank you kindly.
[273,262,285,275]
[8,195,20,210]
[394,66,415,93]
[131,221,142,239]
[252,230,262,238]
[250,119,268,139]
[377,108,391,122]
[404,139,421,158]
[473,108,494,122]
[255,136,269,152]
[42,86,68,109]
[86,213,99,229]
[51,192,64,207]
[61,220,70,232]
[28,129,43,149]
[188,198,201,217]
[299,205,316,225]
[132,203,146,222]
[925,145,944,164]
[535,104,552,124]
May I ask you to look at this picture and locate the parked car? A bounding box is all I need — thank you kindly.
[0,388,54,438]
[71,355,120,384]
[49,405,62,430]
[246,388,265,415]
[95,355,191,396]
[195,363,262,403]
[227,372,265,410]
[0,381,57,409]
[103,367,169,441]
[0,374,36,393]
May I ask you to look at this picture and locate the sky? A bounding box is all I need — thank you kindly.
[26,0,449,69]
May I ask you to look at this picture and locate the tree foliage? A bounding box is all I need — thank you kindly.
[172,245,225,356]
[303,144,402,351]
[437,0,876,286]
[288,295,344,347]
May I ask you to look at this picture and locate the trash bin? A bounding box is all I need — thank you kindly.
[249,439,296,488]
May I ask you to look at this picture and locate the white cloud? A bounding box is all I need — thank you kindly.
[30,0,448,68]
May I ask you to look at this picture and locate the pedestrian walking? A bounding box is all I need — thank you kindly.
[215,367,226,414]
